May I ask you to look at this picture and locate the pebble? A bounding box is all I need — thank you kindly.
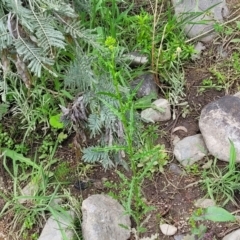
[160,224,177,236]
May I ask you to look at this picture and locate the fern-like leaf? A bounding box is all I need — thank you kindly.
[0,17,12,50]
[88,113,103,138]
[82,146,114,169]
[64,53,96,91]
[14,38,55,77]
[29,5,66,55]
[62,18,102,49]
[34,0,77,18]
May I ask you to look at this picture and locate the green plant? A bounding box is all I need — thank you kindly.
[0,0,99,80]
[0,147,79,239]
[201,141,240,206]
[55,162,71,182]
[0,131,14,148]
[119,9,153,52]
[198,78,223,93]
[189,206,236,239]
[38,134,55,158]
[151,2,194,76]
[87,0,133,41]
[92,42,165,233]
[185,163,200,175]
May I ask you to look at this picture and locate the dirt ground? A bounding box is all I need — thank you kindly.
[1,0,240,239]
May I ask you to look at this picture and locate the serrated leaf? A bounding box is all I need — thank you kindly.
[203,206,236,222]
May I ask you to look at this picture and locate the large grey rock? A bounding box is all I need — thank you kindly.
[222,229,240,240]
[199,96,240,162]
[141,98,171,123]
[171,0,229,42]
[81,194,131,240]
[38,211,75,240]
[131,73,158,98]
[174,134,208,166]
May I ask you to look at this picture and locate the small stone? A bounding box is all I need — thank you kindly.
[234,91,240,98]
[81,194,131,240]
[160,224,177,236]
[38,210,75,240]
[141,98,171,123]
[19,181,39,204]
[48,198,63,208]
[169,163,185,176]
[131,73,158,98]
[222,229,240,240]
[194,198,215,208]
[174,234,186,240]
[173,134,208,166]
[191,42,206,60]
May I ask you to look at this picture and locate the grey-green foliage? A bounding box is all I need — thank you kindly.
[63,51,132,169]
[0,0,98,77]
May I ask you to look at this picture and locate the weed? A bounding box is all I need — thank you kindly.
[189,206,236,239]
[55,162,71,182]
[9,83,59,142]
[185,163,201,176]
[94,43,163,233]
[201,141,240,206]
[198,78,223,93]
[38,134,56,159]
[0,131,14,149]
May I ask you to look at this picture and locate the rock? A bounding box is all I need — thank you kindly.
[174,134,208,166]
[131,73,158,98]
[191,42,206,60]
[234,91,240,98]
[199,96,240,162]
[217,44,229,59]
[140,233,159,240]
[19,181,39,204]
[141,98,171,123]
[222,229,240,240]
[194,198,215,208]
[81,194,131,240]
[48,198,63,208]
[171,0,229,42]
[38,211,75,240]
[160,224,177,236]
[0,177,4,190]
[172,134,181,146]
[125,52,148,67]
[174,235,186,240]
[169,163,185,176]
